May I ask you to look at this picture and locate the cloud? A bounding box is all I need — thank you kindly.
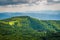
[0,0,60,6]
[0,0,38,5]
[0,3,60,12]
[0,0,60,12]
[53,0,60,1]
[47,0,60,4]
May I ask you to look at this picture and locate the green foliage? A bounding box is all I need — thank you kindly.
[0,16,60,40]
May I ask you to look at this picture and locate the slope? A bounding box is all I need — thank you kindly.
[0,16,60,40]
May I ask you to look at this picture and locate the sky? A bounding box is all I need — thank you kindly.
[0,0,60,12]
[0,0,60,20]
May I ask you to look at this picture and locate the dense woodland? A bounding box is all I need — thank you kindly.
[0,16,60,40]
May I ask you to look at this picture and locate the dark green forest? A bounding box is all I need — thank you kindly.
[0,16,60,40]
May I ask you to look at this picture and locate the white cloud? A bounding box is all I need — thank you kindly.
[0,0,60,12]
[0,0,60,6]
[0,3,60,12]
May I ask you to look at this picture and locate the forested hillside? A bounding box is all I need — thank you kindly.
[0,16,60,40]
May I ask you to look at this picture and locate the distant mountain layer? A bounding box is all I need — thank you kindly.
[0,16,60,40]
[0,11,60,20]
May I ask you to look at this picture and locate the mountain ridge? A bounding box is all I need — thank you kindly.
[0,16,60,40]
[0,16,60,32]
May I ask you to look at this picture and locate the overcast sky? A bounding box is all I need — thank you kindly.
[0,0,60,20]
[0,0,60,12]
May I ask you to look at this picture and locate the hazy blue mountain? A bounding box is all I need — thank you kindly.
[0,10,60,20]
